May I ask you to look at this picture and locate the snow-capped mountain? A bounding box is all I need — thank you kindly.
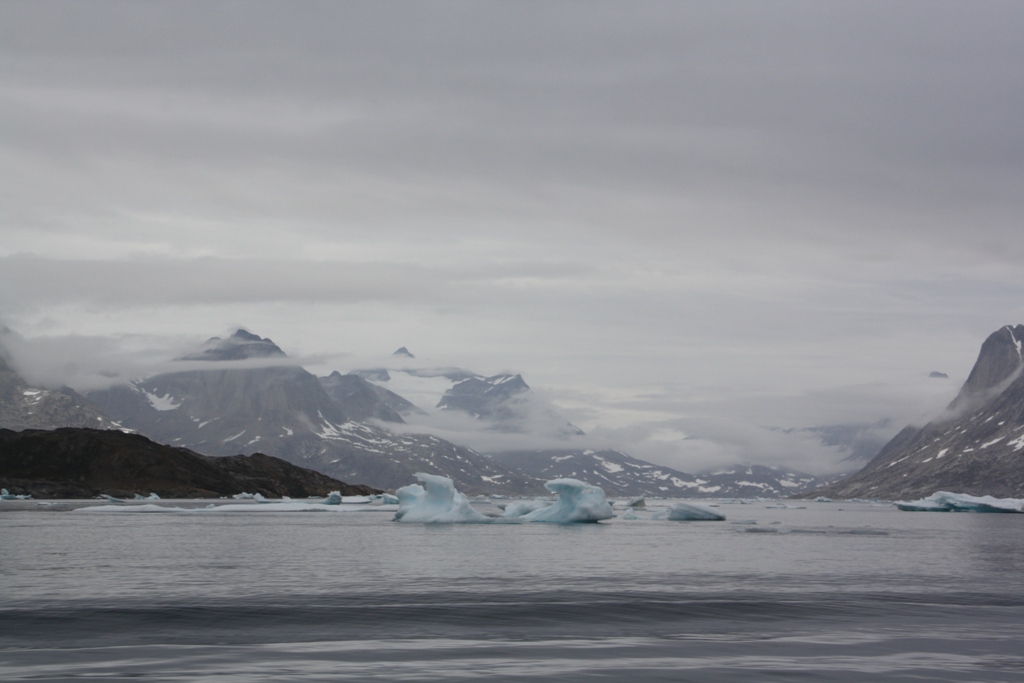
[489,450,833,497]
[87,330,543,494]
[490,449,707,497]
[355,362,585,438]
[813,324,1024,499]
[0,346,122,432]
[693,465,841,499]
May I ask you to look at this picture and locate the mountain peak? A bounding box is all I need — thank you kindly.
[948,323,1024,412]
[178,330,286,361]
[392,347,415,358]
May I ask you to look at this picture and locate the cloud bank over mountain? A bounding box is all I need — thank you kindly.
[2,2,1022,473]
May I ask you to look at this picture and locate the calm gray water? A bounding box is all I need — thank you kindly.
[2,500,1023,682]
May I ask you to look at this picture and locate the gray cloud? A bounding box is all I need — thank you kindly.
[2,1,1022,473]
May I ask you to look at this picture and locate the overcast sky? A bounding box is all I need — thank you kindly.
[2,1,1022,473]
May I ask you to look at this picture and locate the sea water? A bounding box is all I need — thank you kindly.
[2,499,1023,682]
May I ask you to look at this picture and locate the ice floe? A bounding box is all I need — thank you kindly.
[665,502,726,521]
[895,491,1024,513]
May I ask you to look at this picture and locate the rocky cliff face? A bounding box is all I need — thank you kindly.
[0,427,378,498]
[0,353,121,432]
[811,325,1024,499]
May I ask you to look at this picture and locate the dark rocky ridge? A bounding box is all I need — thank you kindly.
[0,427,379,499]
[808,325,1024,499]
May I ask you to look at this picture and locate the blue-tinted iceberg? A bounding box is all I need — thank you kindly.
[665,502,726,521]
[393,473,491,523]
[394,475,613,524]
[896,491,1023,513]
[521,479,614,523]
[502,499,552,518]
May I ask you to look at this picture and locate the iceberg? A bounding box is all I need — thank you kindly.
[665,502,726,521]
[393,473,491,523]
[502,499,552,518]
[520,479,614,523]
[394,475,614,524]
[378,493,400,505]
[895,491,1024,513]
[133,493,161,501]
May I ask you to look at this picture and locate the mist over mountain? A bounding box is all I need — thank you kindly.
[2,322,987,498]
[812,325,1024,499]
[0,340,122,433]
[84,331,543,494]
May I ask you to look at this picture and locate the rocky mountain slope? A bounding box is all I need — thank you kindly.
[86,330,543,494]
[489,449,833,497]
[318,371,417,423]
[810,325,1024,499]
[0,427,378,499]
[0,351,122,432]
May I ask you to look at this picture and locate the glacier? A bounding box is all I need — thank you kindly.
[895,491,1024,513]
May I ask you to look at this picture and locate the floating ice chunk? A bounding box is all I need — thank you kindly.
[101,494,125,503]
[814,496,833,503]
[321,491,343,505]
[502,499,552,518]
[521,479,614,523]
[342,495,373,504]
[133,493,162,501]
[379,493,400,505]
[625,497,646,508]
[665,502,726,521]
[393,473,491,523]
[896,491,1023,513]
[79,503,180,513]
[232,492,255,500]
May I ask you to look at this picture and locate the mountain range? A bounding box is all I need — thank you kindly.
[812,324,1024,499]
[2,328,844,496]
